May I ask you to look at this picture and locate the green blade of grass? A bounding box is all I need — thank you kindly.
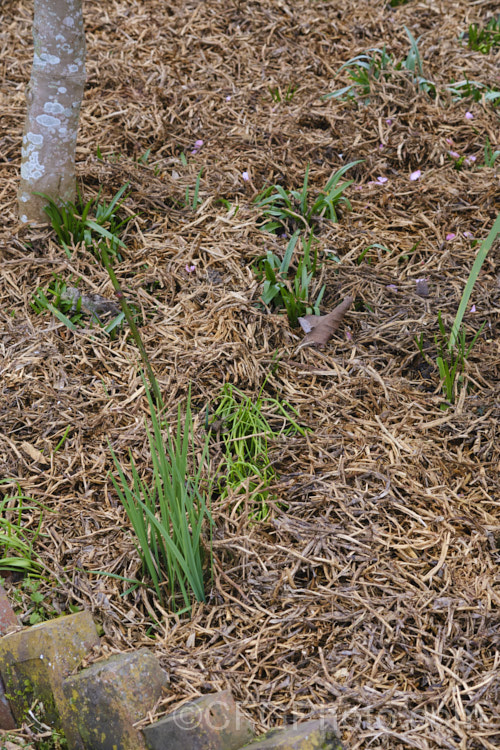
[280,231,300,274]
[448,212,500,351]
[85,220,127,248]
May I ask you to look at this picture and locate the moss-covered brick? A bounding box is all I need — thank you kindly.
[242,720,344,750]
[0,610,99,749]
[62,647,169,750]
[142,690,255,750]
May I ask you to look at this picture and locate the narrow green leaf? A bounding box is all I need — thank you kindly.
[448,212,500,351]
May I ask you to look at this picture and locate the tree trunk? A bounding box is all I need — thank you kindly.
[18,0,86,224]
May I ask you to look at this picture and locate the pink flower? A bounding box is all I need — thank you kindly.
[376,176,388,183]
[463,231,474,239]
[446,233,456,241]
[385,119,392,125]
[191,139,204,154]
[470,304,476,313]
[448,150,460,159]
[465,155,476,164]
[379,143,384,150]
[242,171,250,181]
[445,138,454,146]
[185,264,196,273]
[225,95,232,102]
[354,185,363,190]
[465,111,474,120]
[410,170,421,181]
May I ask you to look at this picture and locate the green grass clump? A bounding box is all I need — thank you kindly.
[446,78,500,106]
[463,17,500,54]
[323,28,436,102]
[37,183,132,261]
[253,160,362,326]
[0,484,43,577]
[416,212,500,405]
[31,274,125,335]
[269,84,297,103]
[109,383,212,613]
[254,231,326,327]
[210,382,306,520]
[255,161,363,235]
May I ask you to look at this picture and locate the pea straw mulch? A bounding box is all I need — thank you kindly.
[1,0,499,747]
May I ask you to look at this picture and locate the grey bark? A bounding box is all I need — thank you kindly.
[18,0,86,223]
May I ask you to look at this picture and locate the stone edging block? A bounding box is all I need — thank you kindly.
[63,647,169,749]
[0,610,100,748]
[142,688,255,750]
[241,719,344,750]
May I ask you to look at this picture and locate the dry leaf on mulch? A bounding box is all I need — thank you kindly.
[298,296,353,347]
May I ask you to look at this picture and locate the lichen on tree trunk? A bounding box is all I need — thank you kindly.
[18,0,86,224]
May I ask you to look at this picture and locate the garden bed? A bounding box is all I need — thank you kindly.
[1,0,499,747]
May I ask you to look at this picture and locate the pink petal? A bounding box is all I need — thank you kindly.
[385,119,392,125]
[225,95,232,102]
[242,171,250,181]
[376,176,388,183]
[446,233,456,241]
[445,138,454,146]
[185,264,196,273]
[463,231,474,239]
[448,150,460,159]
[470,304,476,313]
[191,139,204,154]
[465,155,476,164]
[465,111,474,120]
[410,170,421,181]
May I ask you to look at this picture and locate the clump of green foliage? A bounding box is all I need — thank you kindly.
[31,274,125,335]
[255,161,363,234]
[323,27,436,102]
[37,183,132,261]
[210,382,306,520]
[416,212,500,405]
[109,382,213,613]
[416,314,485,404]
[447,78,500,106]
[269,84,297,103]
[463,16,500,54]
[482,137,500,168]
[254,231,325,327]
[253,159,363,326]
[0,484,43,577]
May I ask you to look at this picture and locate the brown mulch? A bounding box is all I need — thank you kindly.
[1,0,500,748]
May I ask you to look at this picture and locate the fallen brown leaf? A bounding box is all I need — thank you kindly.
[20,441,49,465]
[298,296,353,347]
